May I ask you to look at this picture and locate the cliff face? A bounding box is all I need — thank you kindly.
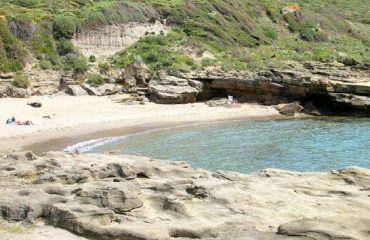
[0,151,369,240]
[167,62,370,115]
[72,21,169,59]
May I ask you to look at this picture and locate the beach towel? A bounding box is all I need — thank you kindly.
[6,117,15,125]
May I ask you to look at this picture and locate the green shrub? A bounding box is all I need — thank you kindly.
[0,20,26,72]
[99,62,110,71]
[12,73,29,88]
[11,0,38,8]
[266,7,281,22]
[115,34,197,72]
[314,31,329,42]
[64,54,88,73]
[31,24,60,67]
[262,25,278,40]
[56,40,75,56]
[88,55,96,62]
[201,58,217,67]
[39,59,52,70]
[86,73,104,86]
[53,16,77,39]
[82,11,108,29]
[284,15,301,32]
[312,48,332,62]
[300,27,316,41]
[300,28,329,42]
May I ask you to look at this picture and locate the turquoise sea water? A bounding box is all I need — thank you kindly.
[89,118,370,173]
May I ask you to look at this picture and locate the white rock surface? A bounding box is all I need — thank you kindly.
[0,151,369,240]
[72,22,169,59]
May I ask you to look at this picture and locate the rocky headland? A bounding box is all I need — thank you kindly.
[0,151,369,240]
[1,60,368,117]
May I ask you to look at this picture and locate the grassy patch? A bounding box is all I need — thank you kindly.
[113,31,198,72]
[0,218,33,234]
[0,19,26,72]
[12,72,29,88]
[63,54,88,73]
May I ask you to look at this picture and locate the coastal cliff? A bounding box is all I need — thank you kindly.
[149,61,370,115]
[0,151,369,240]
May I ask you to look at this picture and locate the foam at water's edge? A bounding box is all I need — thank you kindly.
[64,123,201,153]
[64,136,118,153]
[64,118,248,153]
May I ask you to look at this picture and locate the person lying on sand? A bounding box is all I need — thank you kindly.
[16,120,33,126]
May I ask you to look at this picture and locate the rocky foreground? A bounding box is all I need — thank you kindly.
[0,151,369,240]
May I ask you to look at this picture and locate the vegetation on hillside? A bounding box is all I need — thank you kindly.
[0,0,369,73]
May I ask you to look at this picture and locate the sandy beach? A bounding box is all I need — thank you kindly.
[0,95,282,153]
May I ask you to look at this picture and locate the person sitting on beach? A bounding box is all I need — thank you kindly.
[228,95,234,104]
[6,117,15,124]
[16,120,33,126]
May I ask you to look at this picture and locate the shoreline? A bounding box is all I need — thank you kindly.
[11,114,285,155]
[0,95,284,153]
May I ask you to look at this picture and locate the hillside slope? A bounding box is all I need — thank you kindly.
[0,0,369,73]
[0,0,369,100]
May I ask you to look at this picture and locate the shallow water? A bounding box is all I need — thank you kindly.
[88,118,370,173]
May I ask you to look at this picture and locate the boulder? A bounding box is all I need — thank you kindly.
[8,18,37,43]
[0,202,44,222]
[65,85,89,96]
[26,69,60,96]
[82,84,122,96]
[206,98,229,107]
[48,203,115,231]
[188,79,204,91]
[148,76,199,104]
[342,58,359,67]
[0,86,31,98]
[122,61,150,85]
[149,85,199,104]
[110,94,148,105]
[275,102,304,116]
[0,187,57,222]
[6,151,37,161]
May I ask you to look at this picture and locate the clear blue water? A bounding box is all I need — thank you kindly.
[89,118,370,173]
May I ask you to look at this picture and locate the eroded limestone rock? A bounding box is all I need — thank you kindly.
[275,102,304,116]
[0,151,369,240]
[148,76,199,104]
